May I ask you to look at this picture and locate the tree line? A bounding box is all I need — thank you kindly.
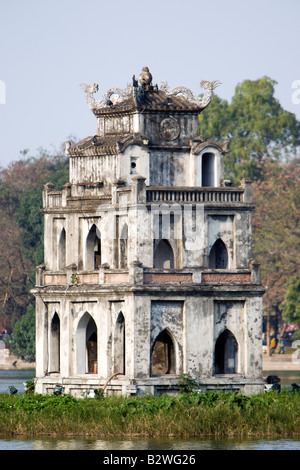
[0,76,299,361]
[0,149,69,360]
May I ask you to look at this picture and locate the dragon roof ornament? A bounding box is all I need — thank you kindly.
[80,68,221,111]
[160,80,221,108]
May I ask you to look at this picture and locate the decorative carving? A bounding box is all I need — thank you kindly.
[80,69,220,111]
[80,83,99,94]
[80,82,132,110]
[160,79,221,108]
[139,66,153,90]
[159,117,180,141]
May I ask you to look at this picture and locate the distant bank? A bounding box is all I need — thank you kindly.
[262,353,300,371]
[0,352,35,370]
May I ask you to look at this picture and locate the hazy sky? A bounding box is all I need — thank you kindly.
[1,0,300,167]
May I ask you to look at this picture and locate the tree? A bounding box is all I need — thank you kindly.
[199,76,300,182]
[10,304,35,362]
[252,159,300,318]
[280,274,300,327]
[0,149,69,331]
[16,153,69,267]
[0,204,32,329]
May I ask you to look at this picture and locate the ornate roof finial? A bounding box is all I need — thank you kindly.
[139,66,152,90]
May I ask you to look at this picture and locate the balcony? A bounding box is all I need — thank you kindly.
[146,187,245,204]
[42,178,253,211]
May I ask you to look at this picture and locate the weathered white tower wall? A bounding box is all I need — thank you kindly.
[33,68,264,396]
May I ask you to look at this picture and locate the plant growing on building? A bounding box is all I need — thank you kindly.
[177,374,199,394]
[71,273,80,284]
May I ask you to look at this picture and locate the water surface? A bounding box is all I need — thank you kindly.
[0,436,299,450]
[0,369,35,394]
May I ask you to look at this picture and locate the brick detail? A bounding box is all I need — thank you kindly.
[202,273,251,283]
[78,273,99,284]
[105,273,129,284]
[144,273,193,284]
[44,274,67,284]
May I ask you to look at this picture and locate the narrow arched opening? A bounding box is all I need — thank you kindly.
[214,329,238,374]
[49,313,60,373]
[86,224,101,270]
[154,239,174,269]
[202,152,215,187]
[209,238,228,269]
[76,312,98,374]
[58,228,66,270]
[113,312,125,375]
[151,329,175,376]
[119,224,128,269]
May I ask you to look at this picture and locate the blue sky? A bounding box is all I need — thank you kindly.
[1,0,300,167]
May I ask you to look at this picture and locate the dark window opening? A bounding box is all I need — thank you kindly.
[58,228,66,270]
[154,239,174,269]
[151,330,175,376]
[114,312,125,375]
[202,152,215,187]
[76,312,98,375]
[120,224,128,269]
[86,224,101,270]
[87,318,98,374]
[50,313,60,373]
[209,238,228,269]
[214,329,238,374]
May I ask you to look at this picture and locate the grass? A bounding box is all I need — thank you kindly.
[0,390,300,439]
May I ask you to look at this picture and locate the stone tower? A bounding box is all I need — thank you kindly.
[33,68,265,396]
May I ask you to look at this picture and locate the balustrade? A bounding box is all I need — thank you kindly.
[146,187,244,203]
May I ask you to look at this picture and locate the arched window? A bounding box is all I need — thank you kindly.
[202,152,215,187]
[214,329,238,374]
[209,238,228,269]
[49,313,60,373]
[76,312,98,374]
[154,239,174,269]
[113,312,125,375]
[151,329,175,376]
[58,228,66,270]
[86,224,101,270]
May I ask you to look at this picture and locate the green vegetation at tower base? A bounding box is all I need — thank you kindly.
[0,390,299,439]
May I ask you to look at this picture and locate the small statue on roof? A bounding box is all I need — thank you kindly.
[139,66,152,90]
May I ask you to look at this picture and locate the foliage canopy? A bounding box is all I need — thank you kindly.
[280,274,300,326]
[199,76,300,182]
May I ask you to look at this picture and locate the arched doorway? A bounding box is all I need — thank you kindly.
[49,312,60,373]
[76,312,98,374]
[113,312,125,375]
[214,329,238,374]
[151,329,175,376]
[209,238,228,269]
[86,224,101,270]
[154,239,174,269]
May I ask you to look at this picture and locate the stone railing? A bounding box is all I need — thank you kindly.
[146,187,245,204]
[43,183,63,209]
[42,182,110,209]
[42,179,253,209]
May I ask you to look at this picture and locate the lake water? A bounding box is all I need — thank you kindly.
[0,369,35,395]
[0,369,299,451]
[0,436,299,450]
